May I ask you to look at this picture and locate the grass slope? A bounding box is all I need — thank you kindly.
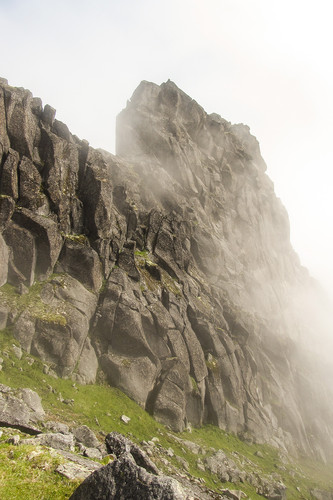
[0,327,333,499]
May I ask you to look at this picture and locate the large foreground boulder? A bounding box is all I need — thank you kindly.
[69,453,187,500]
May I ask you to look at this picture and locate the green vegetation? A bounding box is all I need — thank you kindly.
[190,376,199,393]
[134,249,182,296]
[134,249,150,259]
[205,354,218,372]
[0,281,67,326]
[0,327,333,499]
[0,442,80,500]
[61,233,89,245]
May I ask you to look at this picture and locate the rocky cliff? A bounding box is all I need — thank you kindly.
[0,77,332,461]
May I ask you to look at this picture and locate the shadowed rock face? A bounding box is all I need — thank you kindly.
[0,77,333,460]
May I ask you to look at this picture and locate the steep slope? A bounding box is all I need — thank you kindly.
[0,77,332,462]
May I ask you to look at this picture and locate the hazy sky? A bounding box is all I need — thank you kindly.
[1,0,333,298]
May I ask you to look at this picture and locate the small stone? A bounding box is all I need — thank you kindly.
[77,442,86,454]
[197,458,205,472]
[43,365,50,374]
[166,447,174,457]
[12,345,23,360]
[7,435,20,445]
[17,283,29,295]
[254,450,264,458]
[151,437,159,443]
[84,447,102,460]
[27,450,43,461]
[175,455,189,471]
[120,414,131,424]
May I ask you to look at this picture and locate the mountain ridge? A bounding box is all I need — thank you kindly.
[0,76,332,463]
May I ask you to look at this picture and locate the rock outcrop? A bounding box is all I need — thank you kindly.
[0,77,333,460]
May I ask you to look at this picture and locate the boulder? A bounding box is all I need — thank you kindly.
[69,453,187,500]
[73,425,99,449]
[28,432,75,452]
[105,432,159,474]
[101,353,158,407]
[0,384,44,433]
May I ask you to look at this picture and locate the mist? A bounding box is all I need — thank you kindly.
[1,0,332,308]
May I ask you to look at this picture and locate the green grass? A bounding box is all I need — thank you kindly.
[0,281,67,326]
[0,442,80,499]
[134,251,182,296]
[61,233,89,246]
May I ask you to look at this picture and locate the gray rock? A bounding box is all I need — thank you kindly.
[42,104,56,126]
[101,352,158,408]
[56,462,95,481]
[84,447,103,460]
[12,345,22,359]
[13,311,36,352]
[6,434,20,445]
[37,432,75,451]
[56,239,102,292]
[105,432,159,475]
[0,149,19,199]
[121,414,131,424]
[257,481,286,500]
[221,489,247,500]
[69,453,188,500]
[18,388,45,422]
[44,421,70,434]
[18,155,44,210]
[74,337,98,384]
[73,425,99,449]
[0,385,44,431]
[0,234,9,287]
[3,221,36,286]
[0,195,15,231]
[12,208,62,279]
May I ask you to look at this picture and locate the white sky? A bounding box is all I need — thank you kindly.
[1,0,333,299]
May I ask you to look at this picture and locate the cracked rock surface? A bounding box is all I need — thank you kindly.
[0,77,333,461]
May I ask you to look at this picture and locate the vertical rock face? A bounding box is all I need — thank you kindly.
[0,77,332,460]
